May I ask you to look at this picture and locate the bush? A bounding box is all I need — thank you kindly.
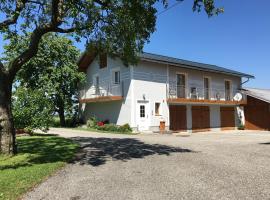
[238,124,245,130]
[12,87,53,132]
[118,124,132,133]
[86,117,132,133]
[86,117,97,128]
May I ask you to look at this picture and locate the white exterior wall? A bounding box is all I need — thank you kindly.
[132,61,169,131]
[81,57,132,125]
[81,56,243,132]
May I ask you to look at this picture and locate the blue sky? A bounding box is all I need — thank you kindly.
[142,0,270,89]
[1,0,269,88]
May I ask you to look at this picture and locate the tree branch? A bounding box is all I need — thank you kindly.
[8,0,65,79]
[0,0,28,30]
[55,26,87,33]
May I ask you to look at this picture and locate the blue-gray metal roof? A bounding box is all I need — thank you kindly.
[242,88,270,103]
[139,52,254,78]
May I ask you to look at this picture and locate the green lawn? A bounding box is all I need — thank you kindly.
[0,134,79,200]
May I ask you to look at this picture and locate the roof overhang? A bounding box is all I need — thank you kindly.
[77,51,97,72]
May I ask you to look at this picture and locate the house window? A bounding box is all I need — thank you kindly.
[155,103,161,116]
[225,80,231,101]
[204,77,210,100]
[140,105,145,118]
[176,74,186,98]
[113,71,120,84]
[99,54,107,69]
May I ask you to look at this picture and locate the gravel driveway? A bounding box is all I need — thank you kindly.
[24,128,270,200]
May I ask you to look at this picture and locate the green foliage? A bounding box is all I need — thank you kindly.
[238,124,245,130]
[96,123,132,133]
[118,123,133,133]
[7,33,85,127]
[0,135,79,200]
[0,1,222,68]
[12,87,53,132]
[86,117,132,133]
[86,117,98,128]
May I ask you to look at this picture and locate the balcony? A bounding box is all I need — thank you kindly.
[167,83,246,105]
[79,81,124,103]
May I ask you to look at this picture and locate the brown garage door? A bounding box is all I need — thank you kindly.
[245,96,270,130]
[169,105,187,131]
[220,107,235,130]
[192,106,210,132]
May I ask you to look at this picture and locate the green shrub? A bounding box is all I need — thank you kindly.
[238,124,245,130]
[87,117,97,128]
[94,123,132,133]
[118,123,132,133]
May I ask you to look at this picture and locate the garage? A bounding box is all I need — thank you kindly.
[169,105,187,131]
[244,95,270,131]
[192,106,210,132]
[220,107,236,130]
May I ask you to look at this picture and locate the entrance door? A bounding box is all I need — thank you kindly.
[137,101,150,131]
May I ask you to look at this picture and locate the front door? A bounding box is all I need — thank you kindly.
[137,101,150,131]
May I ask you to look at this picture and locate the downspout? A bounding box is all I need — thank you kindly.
[240,77,250,89]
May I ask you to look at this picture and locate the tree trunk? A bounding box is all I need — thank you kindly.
[58,105,66,127]
[0,76,16,155]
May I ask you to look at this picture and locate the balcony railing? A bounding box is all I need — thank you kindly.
[79,81,123,100]
[167,83,246,103]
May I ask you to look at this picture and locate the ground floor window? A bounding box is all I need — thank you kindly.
[155,102,161,116]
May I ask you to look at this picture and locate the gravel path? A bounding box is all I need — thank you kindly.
[24,128,270,200]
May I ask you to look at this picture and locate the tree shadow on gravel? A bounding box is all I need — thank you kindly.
[259,142,270,145]
[71,137,196,167]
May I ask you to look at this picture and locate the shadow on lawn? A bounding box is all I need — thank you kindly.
[0,135,78,170]
[71,137,196,167]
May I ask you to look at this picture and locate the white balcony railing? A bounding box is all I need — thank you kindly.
[79,81,123,100]
[167,83,246,102]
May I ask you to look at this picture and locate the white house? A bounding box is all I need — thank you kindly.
[78,52,254,132]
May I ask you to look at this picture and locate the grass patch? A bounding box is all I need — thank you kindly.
[72,127,138,135]
[0,134,79,200]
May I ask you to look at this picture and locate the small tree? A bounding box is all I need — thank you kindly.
[5,33,85,127]
[0,0,222,154]
[12,87,53,132]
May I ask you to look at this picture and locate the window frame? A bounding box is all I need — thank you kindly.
[154,102,162,116]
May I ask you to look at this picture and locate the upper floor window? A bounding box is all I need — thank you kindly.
[113,71,120,84]
[99,54,107,69]
[225,80,232,101]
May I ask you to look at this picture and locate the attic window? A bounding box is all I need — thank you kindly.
[99,54,107,69]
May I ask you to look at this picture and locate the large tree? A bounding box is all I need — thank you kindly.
[0,0,222,154]
[5,33,84,127]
